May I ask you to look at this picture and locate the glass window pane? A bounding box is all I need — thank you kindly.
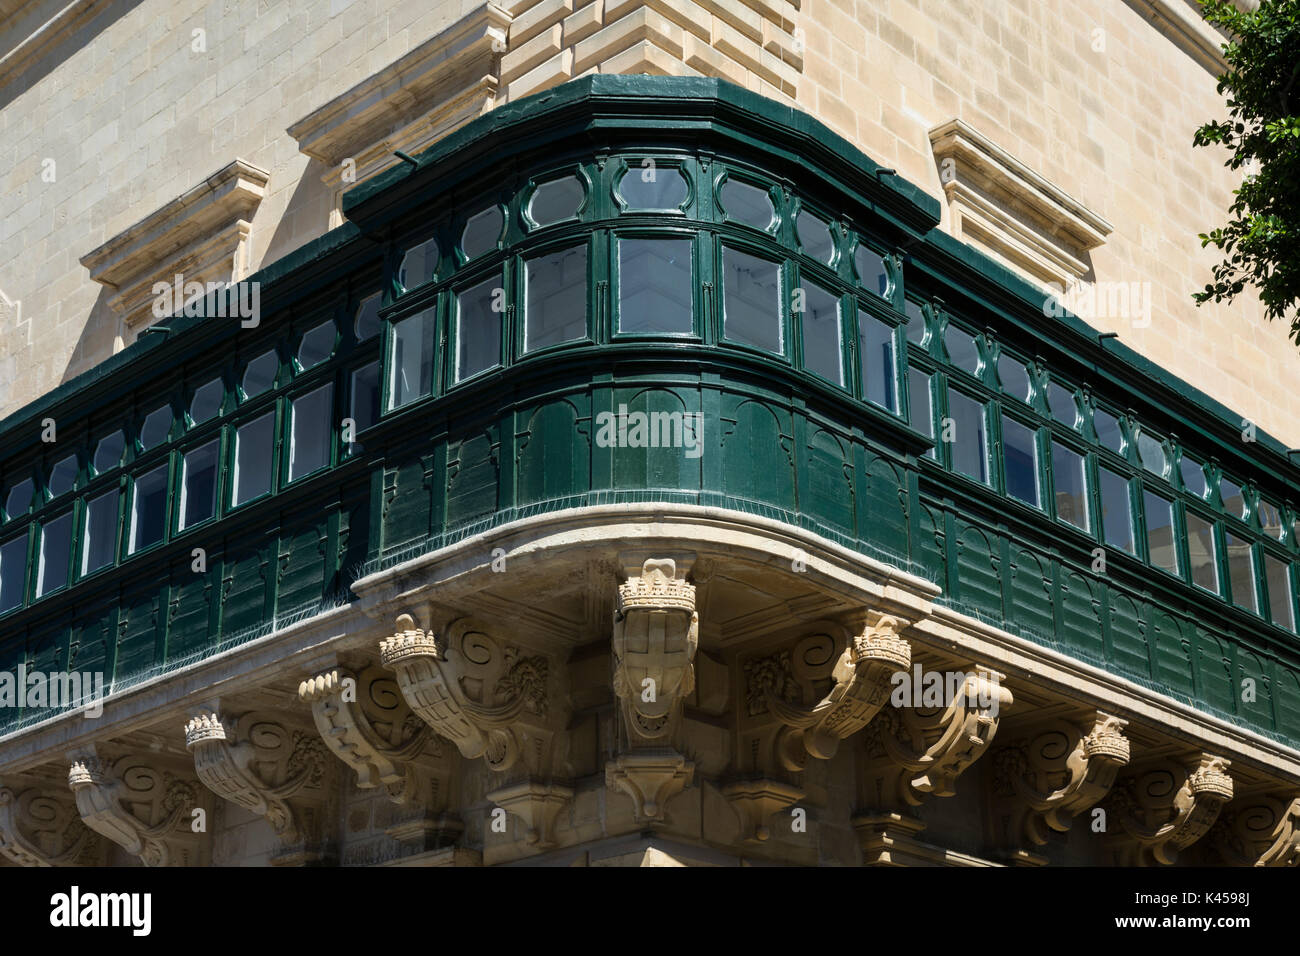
[722,247,781,354]
[944,326,979,375]
[5,478,33,519]
[455,275,503,382]
[0,535,25,612]
[947,391,988,485]
[1144,490,1177,574]
[1180,455,1205,497]
[388,308,435,409]
[904,299,926,345]
[37,512,72,596]
[860,310,896,410]
[129,464,169,553]
[618,238,692,334]
[1049,382,1077,429]
[461,207,503,260]
[1098,466,1134,553]
[798,282,841,384]
[1265,555,1294,631]
[48,455,77,498]
[530,176,584,225]
[139,405,172,451]
[855,243,889,298]
[1221,478,1245,519]
[1137,432,1166,478]
[179,440,219,530]
[796,209,834,263]
[242,351,278,398]
[399,237,439,291]
[909,368,934,457]
[1002,416,1039,508]
[298,321,335,369]
[621,165,688,210]
[524,244,588,352]
[349,362,381,455]
[233,412,275,506]
[721,179,772,230]
[1186,512,1218,592]
[1259,500,1284,538]
[1225,531,1256,612]
[1093,408,1123,453]
[1051,441,1088,531]
[190,378,224,424]
[82,490,118,574]
[289,384,334,482]
[93,432,125,474]
[998,354,1031,402]
[355,292,382,341]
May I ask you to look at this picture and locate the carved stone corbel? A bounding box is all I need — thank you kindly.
[605,558,699,823]
[0,783,104,866]
[299,665,462,850]
[67,749,202,866]
[184,711,336,866]
[1105,753,1234,866]
[381,613,572,848]
[860,665,1013,811]
[1210,794,1300,867]
[989,712,1130,858]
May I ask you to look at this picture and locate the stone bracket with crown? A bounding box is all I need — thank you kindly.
[0,782,104,867]
[184,710,336,866]
[1210,793,1300,867]
[1104,753,1234,866]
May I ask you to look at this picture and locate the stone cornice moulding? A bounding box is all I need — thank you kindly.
[928,119,1112,288]
[79,159,270,335]
[0,0,108,89]
[1130,0,1230,75]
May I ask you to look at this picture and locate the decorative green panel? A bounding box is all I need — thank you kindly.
[221,549,268,636]
[383,457,433,549]
[116,590,161,682]
[802,427,854,535]
[1008,547,1053,640]
[68,611,114,681]
[1196,630,1236,714]
[609,388,697,493]
[445,430,500,527]
[26,625,66,676]
[1108,593,1150,680]
[1236,648,1272,728]
[720,398,795,507]
[915,503,946,587]
[167,561,213,662]
[1059,570,1105,660]
[1274,669,1300,738]
[1149,610,1195,699]
[517,399,592,504]
[862,454,907,553]
[278,519,329,614]
[954,523,1000,617]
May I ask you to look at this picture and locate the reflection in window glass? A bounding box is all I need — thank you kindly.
[525,244,588,352]
[1186,512,1218,592]
[298,321,335,368]
[998,355,1031,403]
[399,237,439,290]
[455,275,502,381]
[348,362,381,455]
[388,309,435,409]
[0,535,25,612]
[1002,416,1039,508]
[5,479,32,519]
[1137,432,1166,477]
[1098,466,1134,553]
[618,238,692,334]
[190,379,224,424]
[530,176,584,225]
[242,351,278,398]
[82,490,118,574]
[139,406,172,451]
[1092,409,1123,453]
[179,440,219,530]
[798,282,841,385]
[233,412,275,506]
[461,207,503,259]
[37,512,72,596]
[860,311,896,411]
[720,179,772,230]
[1265,554,1294,631]
[855,244,889,298]
[947,391,988,485]
[1225,531,1256,612]
[620,166,688,210]
[355,293,382,341]
[1144,490,1177,574]
[944,326,979,375]
[48,455,77,497]
[1221,479,1245,519]
[94,432,125,474]
[289,385,333,482]
[1049,382,1077,429]
[1180,455,1205,497]
[909,368,934,458]
[722,247,782,354]
[1051,441,1088,530]
[129,464,169,554]
[1258,500,1284,538]
[796,210,834,263]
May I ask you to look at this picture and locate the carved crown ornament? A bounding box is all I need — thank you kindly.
[1104,753,1234,866]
